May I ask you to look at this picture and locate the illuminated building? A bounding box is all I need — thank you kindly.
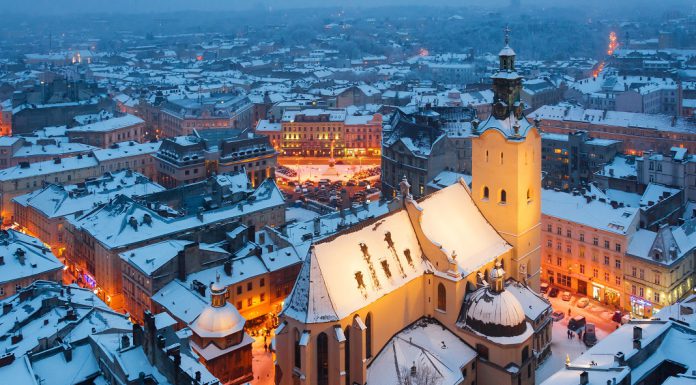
[541,188,640,308]
[160,95,253,138]
[272,108,382,157]
[275,35,546,385]
[188,277,253,384]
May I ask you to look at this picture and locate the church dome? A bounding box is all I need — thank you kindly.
[465,287,527,338]
[190,303,245,339]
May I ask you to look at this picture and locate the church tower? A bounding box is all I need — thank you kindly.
[471,27,541,290]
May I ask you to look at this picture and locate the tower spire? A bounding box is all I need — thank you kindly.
[504,24,511,46]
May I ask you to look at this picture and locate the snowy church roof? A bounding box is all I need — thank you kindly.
[282,180,511,324]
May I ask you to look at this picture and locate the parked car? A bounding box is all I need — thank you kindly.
[551,311,565,322]
[611,311,630,324]
[540,282,549,294]
[548,287,560,298]
[561,291,572,301]
[576,297,590,308]
[568,315,586,332]
[583,323,598,346]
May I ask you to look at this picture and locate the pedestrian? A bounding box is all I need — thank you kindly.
[264,343,268,352]
[568,308,572,316]
[578,332,581,341]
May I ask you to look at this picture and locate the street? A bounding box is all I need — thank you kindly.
[536,290,619,383]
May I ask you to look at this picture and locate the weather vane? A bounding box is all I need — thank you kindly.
[504,24,511,45]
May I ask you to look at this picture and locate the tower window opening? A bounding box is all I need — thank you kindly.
[500,190,507,204]
[483,186,489,200]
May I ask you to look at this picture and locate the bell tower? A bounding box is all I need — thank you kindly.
[471,28,541,290]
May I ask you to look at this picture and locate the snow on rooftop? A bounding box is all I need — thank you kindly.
[0,230,63,285]
[418,181,511,276]
[542,189,639,235]
[367,318,476,385]
[120,240,193,276]
[68,114,143,133]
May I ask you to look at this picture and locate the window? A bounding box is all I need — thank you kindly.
[593,237,599,246]
[615,243,622,252]
[631,285,637,295]
[522,346,529,362]
[566,244,572,253]
[15,284,21,293]
[557,226,562,235]
[557,242,562,251]
[615,276,621,285]
[500,190,507,204]
[547,224,552,232]
[294,329,302,369]
[0,287,3,296]
[593,269,598,278]
[247,282,253,291]
[437,283,447,312]
[604,256,610,266]
[236,301,242,309]
[639,287,644,297]
[640,269,645,280]
[260,278,265,287]
[527,189,532,202]
[476,344,489,360]
[260,293,265,302]
[236,286,242,295]
[247,297,252,307]
[547,240,552,248]
[632,267,637,277]
[579,264,585,274]
[654,292,660,303]
[655,273,661,285]
[317,333,329,385]
[566,229,572,238]
[556,257,562,267]
[580,233,585,242]
[500,152,504,165]
[604,272,610,282]
[614,259,621,269]
[483,186,489,200]
[604,240,610,249]
[365,313,373,358]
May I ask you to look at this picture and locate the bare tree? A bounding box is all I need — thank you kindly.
[399,362,441,385]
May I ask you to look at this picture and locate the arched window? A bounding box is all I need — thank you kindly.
[500,152,504,165]
[317,332,329,385]
[344,327,351,385]
[527,188,531,202]
[365,313,373,358]
[485,150,489,162]
[522,346,529,362]
[437,283,447,311]
[500,189,507,204]
[294,329,301,369]
[483,186,489,200]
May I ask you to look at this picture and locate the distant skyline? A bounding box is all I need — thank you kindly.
[2,0,692,16]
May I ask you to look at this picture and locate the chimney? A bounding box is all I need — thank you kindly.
[2,303,11,315]
[129,216,138,231]
[63,344,73,362]
[614,352,625,366]
[224,260,232,276]
[580,371,589,385]
[53,157,61,164]
[143,213,152,226]
[0,353,15,368]
[633,326,642,340]
[156,334,166,349]
[633,338,641,350]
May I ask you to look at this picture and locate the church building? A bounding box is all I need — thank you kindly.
[274,35,548,385]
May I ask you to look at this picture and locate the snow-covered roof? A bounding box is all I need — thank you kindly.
[367,318,476,385]
[120,240,193,276]
[542,189,639,235]
[68,114,143,133]
[0,230,63,285]
[13,170,163,219]
[283,181,511,324]
[541,320,696,385]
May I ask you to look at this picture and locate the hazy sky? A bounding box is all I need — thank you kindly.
[1,0,691,15]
